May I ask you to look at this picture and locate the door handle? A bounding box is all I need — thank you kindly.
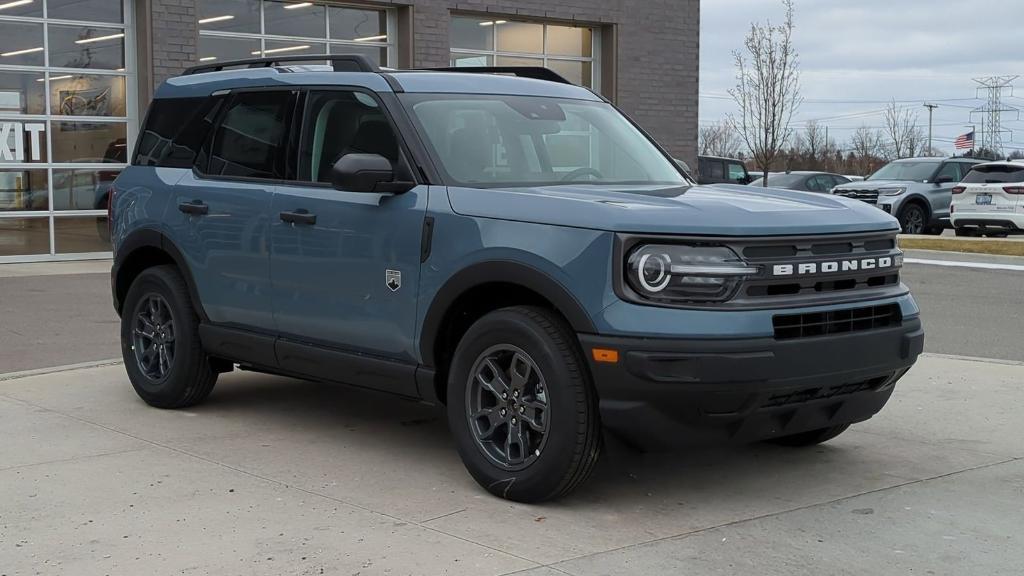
[178,200,209,215]
[279,209,316,225]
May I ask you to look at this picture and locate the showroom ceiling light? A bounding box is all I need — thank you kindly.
[198,15,234,24]
[199,56,217,62]
[252,44,310,55]
[479,20,507,26]
[283,2,313,9]
[353,34,387,42]
[1,46,43,57]
[75,33,125,45]
[36,74,73,82]
[0,0,33,11]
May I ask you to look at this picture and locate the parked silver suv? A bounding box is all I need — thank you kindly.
[833,158,983,234]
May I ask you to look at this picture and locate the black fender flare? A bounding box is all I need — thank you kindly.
[898,195,932,219]
[418,260,597,367]
[113,228,208,322]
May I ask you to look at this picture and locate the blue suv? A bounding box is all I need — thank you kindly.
[111,55,924,502]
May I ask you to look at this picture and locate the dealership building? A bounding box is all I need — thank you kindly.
[0,0,698,262]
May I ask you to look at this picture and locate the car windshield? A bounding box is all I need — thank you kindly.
[750,174,805,187]
[868,161,940,182]
[401,94,687,188]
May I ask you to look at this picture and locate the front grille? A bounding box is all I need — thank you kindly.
[727,232,903,306]
[772,304,901,340]
[834,189,880,204]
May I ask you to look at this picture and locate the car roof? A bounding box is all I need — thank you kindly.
[699,155,744,162]
[971,160,1024,169]
[155,67,602,102]
[891,157,981,163]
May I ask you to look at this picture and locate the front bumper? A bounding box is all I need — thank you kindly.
[579,317,923,449]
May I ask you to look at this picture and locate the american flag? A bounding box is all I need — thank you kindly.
[954,131,975,150]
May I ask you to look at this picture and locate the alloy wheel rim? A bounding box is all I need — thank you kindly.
[132,294,176,381]
[905,209,924,234]
[466,344,550,470]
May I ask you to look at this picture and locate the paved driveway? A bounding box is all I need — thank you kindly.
[2,354,1022,575]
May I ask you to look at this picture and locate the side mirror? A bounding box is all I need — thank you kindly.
[935,175,954,185]
[330,153,415,194]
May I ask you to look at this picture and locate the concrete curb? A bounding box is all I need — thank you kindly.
[898,235,1024,257]
[0,359,123,382]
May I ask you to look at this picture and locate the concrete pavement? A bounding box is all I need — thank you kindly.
[2,354,1022,575]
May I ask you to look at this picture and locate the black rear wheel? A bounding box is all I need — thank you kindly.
[121,265,217,408]
[447,306,601,502]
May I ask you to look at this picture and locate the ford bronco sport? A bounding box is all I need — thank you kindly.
[111,55,924,502]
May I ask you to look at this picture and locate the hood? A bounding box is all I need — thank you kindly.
[834,179,909,191]
[446,183,899,236]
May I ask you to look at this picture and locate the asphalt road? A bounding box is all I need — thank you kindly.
[2,252,1022,373]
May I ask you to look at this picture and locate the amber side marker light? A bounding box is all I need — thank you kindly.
[592,348,620,363]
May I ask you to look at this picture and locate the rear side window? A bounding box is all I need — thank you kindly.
[962,164,1024,184]
[134,97,223,168]
[206,91,293,179]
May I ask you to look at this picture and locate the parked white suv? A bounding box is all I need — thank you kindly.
[951,161,1024,237]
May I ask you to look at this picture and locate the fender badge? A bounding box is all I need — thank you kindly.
[386,269,401,292]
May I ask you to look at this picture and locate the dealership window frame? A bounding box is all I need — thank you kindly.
[197,1,397,67]
[0,0,137,263]
[448,15,601,92]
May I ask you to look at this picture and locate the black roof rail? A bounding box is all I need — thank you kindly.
[422,66,572,85]
[182,54,378,76]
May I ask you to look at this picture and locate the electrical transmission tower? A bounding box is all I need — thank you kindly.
[970,75,1019,157]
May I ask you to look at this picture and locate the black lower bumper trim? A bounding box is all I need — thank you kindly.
[578,318,923,450]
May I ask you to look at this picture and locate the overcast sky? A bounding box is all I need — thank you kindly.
[700,0,1024,154]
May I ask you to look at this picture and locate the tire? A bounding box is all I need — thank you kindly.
[924,224,944,236]
[768,424,851,447]
[121,265,217,408]
[897,204,927,235]
[446,306,602,502]
[954,227,975,237]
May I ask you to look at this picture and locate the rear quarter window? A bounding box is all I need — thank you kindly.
[961,165,1024,184]
[134,97,223,168]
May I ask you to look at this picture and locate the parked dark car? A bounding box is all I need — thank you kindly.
[698,155,751,185]
[749,171,851,192]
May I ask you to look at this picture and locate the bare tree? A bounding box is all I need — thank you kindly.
[884,99,923,159]
[803,120,826,163]
[698,121,743,158]
[850,125,885,175]
[728,0,803,186]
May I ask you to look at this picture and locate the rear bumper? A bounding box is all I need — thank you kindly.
[951,213,1024,233]
[579,317,923,449]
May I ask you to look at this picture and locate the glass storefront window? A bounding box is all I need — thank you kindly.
[198,0,261,34]
[329,6,386,42]
[263,0,326,38]
[0,0,131,260]
[48,0,124,24]
[495,21,543,54]
[49,74,126,117]
[450,16,599,91]
[52,168,119,211]
[199,35,260,62]
[0,217,49,256]
[547,25,592,57]
[0,20,45,67]
[197,1,395,67]
[54,215,111,253]
[0,71,45,115]
[48,25,126,70]
[0,169,48,212]
[50,122,127,163]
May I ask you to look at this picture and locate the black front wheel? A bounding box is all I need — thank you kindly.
[447,306,602,502]
[121,265,217,408]
[898,204,927,235]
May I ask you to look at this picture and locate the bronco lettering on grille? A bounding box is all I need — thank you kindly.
[772,257,894,276]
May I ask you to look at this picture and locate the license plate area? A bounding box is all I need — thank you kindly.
[976,194,992,205]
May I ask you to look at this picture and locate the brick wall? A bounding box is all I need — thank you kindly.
[139,0,698,163]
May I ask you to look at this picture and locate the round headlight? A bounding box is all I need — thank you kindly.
[637,252,671,292]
